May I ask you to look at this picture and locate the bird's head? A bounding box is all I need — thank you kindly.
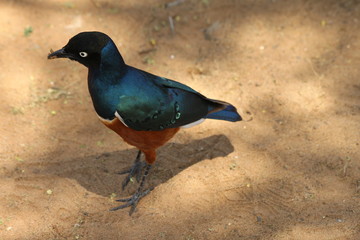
[48,31,112,68]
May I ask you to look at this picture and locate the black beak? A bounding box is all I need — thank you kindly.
[47,48,71,59]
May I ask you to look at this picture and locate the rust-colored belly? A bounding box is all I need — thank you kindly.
[100,117,180,163]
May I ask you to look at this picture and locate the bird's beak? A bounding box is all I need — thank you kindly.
[47,48,70,59]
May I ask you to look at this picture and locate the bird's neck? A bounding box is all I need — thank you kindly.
[89,40,127,84]
[101,40,126,70]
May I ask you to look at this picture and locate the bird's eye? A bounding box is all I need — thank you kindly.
[79,52,88,57]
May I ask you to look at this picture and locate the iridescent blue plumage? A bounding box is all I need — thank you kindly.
[86,39,241,131]
[206,104,241,122]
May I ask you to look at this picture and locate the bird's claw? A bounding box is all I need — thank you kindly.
[109,187,153,215]
[118,160,146,190]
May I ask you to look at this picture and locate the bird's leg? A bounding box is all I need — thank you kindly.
[110,163,153,215]
[118,150,146,190]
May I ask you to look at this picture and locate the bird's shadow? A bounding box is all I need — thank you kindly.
[48,134,234,197]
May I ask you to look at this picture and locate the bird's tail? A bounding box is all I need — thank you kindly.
[205,99,242,122]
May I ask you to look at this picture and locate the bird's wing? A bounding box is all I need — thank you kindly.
[115,72,224,131]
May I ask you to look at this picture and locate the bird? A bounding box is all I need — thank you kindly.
[48,31,242,215]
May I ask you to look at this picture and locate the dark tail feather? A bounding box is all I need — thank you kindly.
[206,104,242,122]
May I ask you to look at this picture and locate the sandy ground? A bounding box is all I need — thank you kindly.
[1,0,360,239]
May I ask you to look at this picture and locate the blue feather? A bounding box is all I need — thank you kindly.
[206,104,242,122]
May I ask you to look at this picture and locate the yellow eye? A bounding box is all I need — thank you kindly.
[79,52,88,57]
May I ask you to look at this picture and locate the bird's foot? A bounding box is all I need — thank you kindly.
[109,187,154,215]
[118,160,146,190]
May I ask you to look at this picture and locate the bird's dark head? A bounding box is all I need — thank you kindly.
[48,31,113,68]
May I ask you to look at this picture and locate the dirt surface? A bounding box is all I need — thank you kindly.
[1,0,360,239]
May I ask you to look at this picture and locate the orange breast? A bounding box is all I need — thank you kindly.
[100,117,180,164]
